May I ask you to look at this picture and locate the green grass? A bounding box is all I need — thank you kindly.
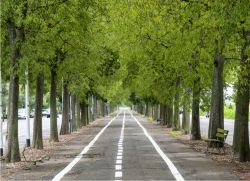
[224,104,235,120]
[169,131,183,136]
[147,117,154,122]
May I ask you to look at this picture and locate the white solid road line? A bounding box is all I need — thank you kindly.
[130,111,185,181]
[52,112,121,181]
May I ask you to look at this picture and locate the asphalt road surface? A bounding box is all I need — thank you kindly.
[8,109,238,180]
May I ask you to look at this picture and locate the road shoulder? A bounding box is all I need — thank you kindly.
[0,116,112,181]
[134,113,240,180]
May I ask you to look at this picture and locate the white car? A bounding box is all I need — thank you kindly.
[18,108,26,119]
[42,109,50,118]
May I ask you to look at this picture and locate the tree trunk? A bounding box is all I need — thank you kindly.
[163,105,167,125]
[84,102,89,125]
[80,101,87,126]
[60,82,69,135]
[93,96,97,121]
[191,78,201,140]
[33,73,44,149]
[6,20,21,162]
[166,101,173,128]
[173,78,181,130]
[233,30,250,162]
[145,102,149,116]
[182,90,191,134]
[102,100,106,117]
[72,95,77,132]
[50,67,59,142]
[208,50,224,141]
[160,104,164,120]
[76,96,80,128]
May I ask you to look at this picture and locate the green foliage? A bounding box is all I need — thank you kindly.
[1,0,249,113]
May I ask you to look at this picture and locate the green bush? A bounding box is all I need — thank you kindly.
[224,104,235,120]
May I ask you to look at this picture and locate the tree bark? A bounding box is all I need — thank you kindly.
[173,78,181,130]
[191,78,201,140]
[93,95,97,121]
[71,95,77,132]
[85,102,89,125]
[160,104,164,120]
[162,105,167,125]
[145,102,149,116]
[208,49,224,141]
[166,101,173,128]
[80,101,87,126]
[182,91,191,134]
[76,96,80,128]
[33,73,44,149]
[60,82,69,135]
[233,29,250,162]
[50,67,59,142]
[6,20,21,162]
[102,100,106,117]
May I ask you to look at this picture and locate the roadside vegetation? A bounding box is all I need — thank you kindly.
[0,0,249,164]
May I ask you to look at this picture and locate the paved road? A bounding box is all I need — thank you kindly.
[8,109,238,180]
[16,109,237,180]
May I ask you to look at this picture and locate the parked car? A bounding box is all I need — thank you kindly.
[1,110,7,120]
[30,109,35,118]
[42,109,50,118]
[18,108,26,119]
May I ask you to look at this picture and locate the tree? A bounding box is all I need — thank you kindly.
[33,73,44,149]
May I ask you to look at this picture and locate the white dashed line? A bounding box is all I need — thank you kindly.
[52,112,121,181]
[117,156,122,160]
[116,165,122,170]
[116,159,122,164]
[130,111,185,181]
[115,171,122,178]
[115,111,125,179]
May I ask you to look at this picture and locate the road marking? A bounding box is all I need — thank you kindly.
[114,111,125,179]
[52,112,120,181]
[130,111,185,181]
[117,156,122,160]
[116,159,122,164]
[115,171,122,178]
[115,165,122,170]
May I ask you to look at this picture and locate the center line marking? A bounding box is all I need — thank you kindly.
[115,171,122,178]
[115,165,122,170]
[52,112,121,181]
[117,156,122,160]
[130,111,185,181]
[114,111,125,179]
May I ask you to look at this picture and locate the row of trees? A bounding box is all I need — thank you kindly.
[1,0,249,163]
[1,0,125,162]
[99,0,249,162]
